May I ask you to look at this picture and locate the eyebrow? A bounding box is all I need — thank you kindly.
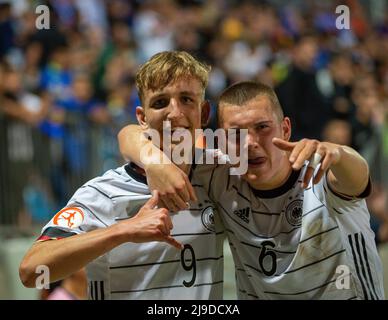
[228,120,274,129]
[254,120,273,126]
[150,90,198,97]
[179,91,197,96]
[149,93,167,101]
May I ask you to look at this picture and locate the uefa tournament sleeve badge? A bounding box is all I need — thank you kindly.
[53,207,85,229]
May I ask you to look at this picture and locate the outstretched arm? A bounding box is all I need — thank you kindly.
[273,138,370,197]
[19,192,182,287]
[118,125,197,211]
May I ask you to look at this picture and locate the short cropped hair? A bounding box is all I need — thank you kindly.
[135,51,211,104]
[217,81,284,125]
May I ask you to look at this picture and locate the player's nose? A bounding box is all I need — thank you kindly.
[166,99,183,120]
[246,132,259,149]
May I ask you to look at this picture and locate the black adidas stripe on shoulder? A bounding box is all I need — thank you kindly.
[348,232,379,300]
[89,281,105,300]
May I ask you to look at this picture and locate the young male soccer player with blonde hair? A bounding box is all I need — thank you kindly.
[20,51,225,300]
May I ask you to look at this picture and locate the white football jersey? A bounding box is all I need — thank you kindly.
[202,164,384,300]
[39,163,225,300]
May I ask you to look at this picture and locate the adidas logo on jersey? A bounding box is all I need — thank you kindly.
[233,207,250,223]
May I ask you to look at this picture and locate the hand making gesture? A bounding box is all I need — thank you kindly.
[272,137,369,196]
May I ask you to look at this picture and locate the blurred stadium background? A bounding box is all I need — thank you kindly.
[0,0,387,299]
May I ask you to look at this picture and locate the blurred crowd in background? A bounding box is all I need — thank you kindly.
[0,0,387,244]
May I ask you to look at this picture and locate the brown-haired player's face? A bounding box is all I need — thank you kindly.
[220,96,291,188]
[137,77,208,153]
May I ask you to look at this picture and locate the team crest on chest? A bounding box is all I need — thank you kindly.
[285,200,303,226]
[201,206,215,232]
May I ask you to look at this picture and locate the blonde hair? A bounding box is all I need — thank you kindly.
[135,51,211,104]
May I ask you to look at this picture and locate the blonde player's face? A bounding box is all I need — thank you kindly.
[220,96,292,190]
[137,77,208,153]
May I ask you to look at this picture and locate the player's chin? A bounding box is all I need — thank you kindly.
[241,168,257,180]
[247,160,267,173]
[244,165,269,179]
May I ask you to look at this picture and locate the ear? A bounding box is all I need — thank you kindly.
[282,117,292,141]
[200,100,211,128]
[136,106,148,129]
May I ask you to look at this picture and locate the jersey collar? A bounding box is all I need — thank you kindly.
[251,169,300,198]
[125,163,148,185]
[124,161,197,186]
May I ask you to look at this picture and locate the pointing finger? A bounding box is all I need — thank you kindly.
[184,175,198,202]
[272,138,297,151]
[164,235,183,250]
[170,193,188,211]
[292,141,315,170]
[144,190,159,209]
[289,140,309,165]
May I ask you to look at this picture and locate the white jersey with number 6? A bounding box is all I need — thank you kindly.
[204,164,384,300]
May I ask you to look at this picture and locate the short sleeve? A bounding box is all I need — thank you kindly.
[37,185,114,242]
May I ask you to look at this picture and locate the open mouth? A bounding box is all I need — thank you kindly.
[248,157,266,166]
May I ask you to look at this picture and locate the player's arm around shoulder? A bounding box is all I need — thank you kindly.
[143,153,233,212]
[19,191,182,288]
[118,124,198,211]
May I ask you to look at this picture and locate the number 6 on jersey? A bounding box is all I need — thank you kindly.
[259,241,277,276]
